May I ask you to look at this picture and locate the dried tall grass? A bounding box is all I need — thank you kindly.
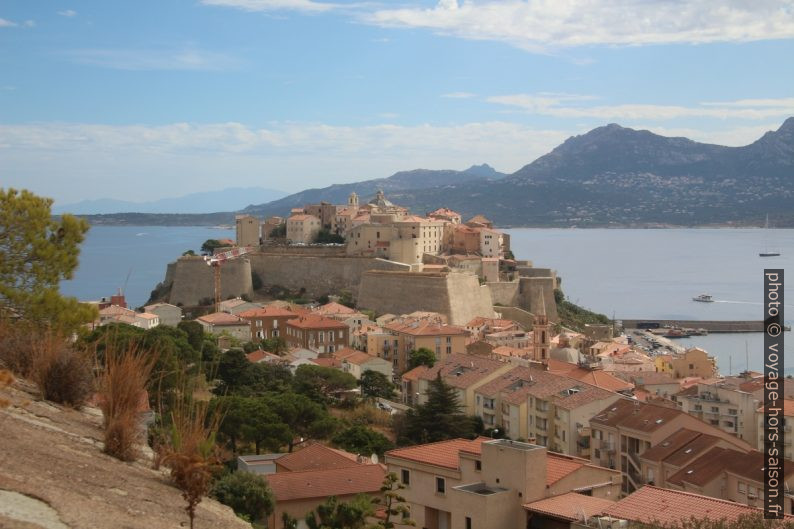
[161,386,224,529]
[97,341,157,462]
[0,319,93,407]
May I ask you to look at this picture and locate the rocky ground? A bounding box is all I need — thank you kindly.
[0,377,250,529]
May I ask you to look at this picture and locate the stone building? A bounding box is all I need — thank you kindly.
[285,314,348,353]
[143,302,182,327]
[235,214,260,247]
[238,306,299,341]
[286,214,321,244]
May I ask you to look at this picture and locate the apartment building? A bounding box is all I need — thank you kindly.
[286,214,321,244]
[473,366,624,457]
[284,314,348,353]
[676,375,764,444]
[756,399,794,459]
[382,319,469,374]
[385,438,620,529]
[414,354,513,414]
[589,399,755,494]
[238,306,299,340]
[655,347,718,378]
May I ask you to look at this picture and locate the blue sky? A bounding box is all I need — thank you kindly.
[2,0,793,206]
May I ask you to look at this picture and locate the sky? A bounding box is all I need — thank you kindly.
[2,0,793,206]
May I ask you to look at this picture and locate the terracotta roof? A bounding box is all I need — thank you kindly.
[467,214,491,224]
[136,313,159,320]
[523,492,614,521]
[546,359,634,393]
[546,453,585,485]
[314,302,356,316]
[287,314,348,330]
[275,443,361,472]
[603,486,762,525]
[245,350,283,364]
[312,357,341,368]
[419,354,508,389]
[331,347,361,360]
[639,429,712,463]
[238,307,299,319]
[619,371,678,386]
[99,305,135,317]
[196,312,247,326]
[266,464,385,502]
[591,399,684,432]
[401,365,429,382]
[386,438,488,470]
[385,320,468,337]
[491,346,531,358]
[343,351,381,366]
[668,447,794,487]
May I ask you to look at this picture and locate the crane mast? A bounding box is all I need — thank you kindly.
[204,246,255,312]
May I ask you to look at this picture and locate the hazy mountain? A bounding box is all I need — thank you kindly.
[242,164,506,217]
[54,187,288,215]
[79,119,794,227]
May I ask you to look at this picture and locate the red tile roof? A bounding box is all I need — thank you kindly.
[238,306,299,319]
[385,438,488,470]
[314,302,356,316]
[275,443,361,472]
[401,365,429,382]
[419,354,508,389]
[603,486,765,525]
[523,492,614,521]
[385,320,468,337]
[245,350,282,363]
[287,314,348,330]
[196,312,247,326]
[266,464,385,502]
[546,359,634,393]
[343,351,381,366]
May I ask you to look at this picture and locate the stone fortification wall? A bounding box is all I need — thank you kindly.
[357,270,495,325]
[167,256,253,307]
[494,306,534,329]
[487,280,521,306]
[250,255,409,299]
[518,276,558,321]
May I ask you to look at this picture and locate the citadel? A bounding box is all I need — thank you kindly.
[151,190,559,326]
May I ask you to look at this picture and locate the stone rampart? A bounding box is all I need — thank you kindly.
[357,270,495,325]
[167,256,253,307]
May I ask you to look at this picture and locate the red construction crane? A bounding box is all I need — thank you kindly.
[204,246,255,312]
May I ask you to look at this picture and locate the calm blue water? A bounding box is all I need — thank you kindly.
[506,228,794,374]
[61,226,791,374]
[60,226,234,309]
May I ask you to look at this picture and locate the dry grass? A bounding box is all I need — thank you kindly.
[0,369,14,409]
[161,387,224,529]
[0,319,93,408]
[97,342,157,462]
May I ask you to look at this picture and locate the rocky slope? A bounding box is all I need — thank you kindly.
[0,378,250,529]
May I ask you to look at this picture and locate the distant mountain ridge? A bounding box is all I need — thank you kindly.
[80,119,794,227]
[55,186,287,215]
[242,164,505,217]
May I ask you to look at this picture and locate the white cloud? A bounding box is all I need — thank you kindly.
[0,120,570,201]
[364,0,794,51]
[487,94,794,120]
[200,0,337,13]
[0,18,17,27]
[23,20,35,27]
[58,9,77,17]
[638,124,784,147]
[442,92,476,99]
[62,47,242,71]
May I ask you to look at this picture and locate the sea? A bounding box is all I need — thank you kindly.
[61,226,792,374]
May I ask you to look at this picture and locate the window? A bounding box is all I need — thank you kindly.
[475,460,481,471]
[738,481,746,494]
[466,517,472,529]
[401,469,410,486]
[711,406,719,413]
[446,346,451,354]
[689,363,694,369]
[436,477,446,494]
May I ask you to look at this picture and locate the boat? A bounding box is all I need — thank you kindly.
[759,214,781,257]
[692,293,714,303]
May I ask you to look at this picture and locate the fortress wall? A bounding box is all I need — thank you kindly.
[167,256,252,307]
[446,273,496,325]
[486,280,521,307]
[518,276,559,321]
[250,255,409,299]
[494,306,535,329]
[259,246,348,257]
[357,271,495,325]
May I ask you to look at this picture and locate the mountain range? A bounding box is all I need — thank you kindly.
[80,118,794,227]
[54,187,287,215]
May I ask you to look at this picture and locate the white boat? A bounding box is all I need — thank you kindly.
[760,214,781,257]
[692,293,714,303]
